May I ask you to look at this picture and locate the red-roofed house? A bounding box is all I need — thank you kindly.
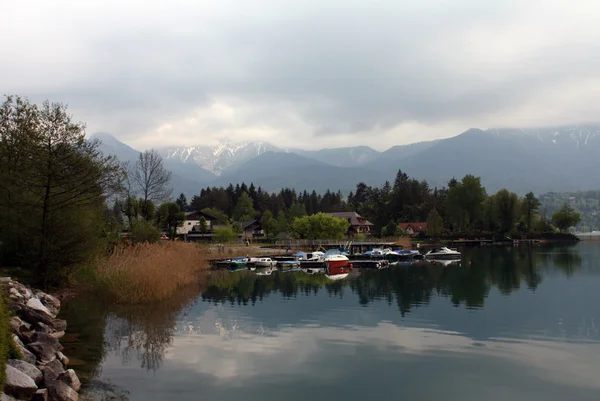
[399,222,428,236]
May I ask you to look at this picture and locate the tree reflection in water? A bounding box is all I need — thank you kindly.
[62,244,587,379]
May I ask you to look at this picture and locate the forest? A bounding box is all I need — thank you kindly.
[182,171,582,240]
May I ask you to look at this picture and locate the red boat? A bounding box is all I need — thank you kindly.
[325,254,352,277]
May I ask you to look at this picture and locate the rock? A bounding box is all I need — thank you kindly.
[42,294,61,316]
[32,389,49,401]
[7,359,43,386]
[49,331,66,340]
[47,380,78,401]
[9,294,22,301]
[8,288,21,298]
[21,306,67,331]
[0,276,12,283]
[27,298,54,318]
[13,334,37,365]
[57,351,69,367]
[1,393,18,401]
[28,341,58,364]
[40,359,65,382]
[7,303,22,313]
[10,316,32,332]
[30,332,63,350]
[4,364,38,400]
[58,369,81,392]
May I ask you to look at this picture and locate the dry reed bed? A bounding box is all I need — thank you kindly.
[90,242,208,303]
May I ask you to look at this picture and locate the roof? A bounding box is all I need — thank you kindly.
[399,222,428,232]
[239,220,261,230]
[185,211,219,221]
[325,212,374,226]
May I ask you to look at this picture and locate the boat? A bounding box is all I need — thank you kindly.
[424,247,461,260]
[253,257,276,268]
[278,260,301,272]
[255,266,274,276]
[323,250,352,277]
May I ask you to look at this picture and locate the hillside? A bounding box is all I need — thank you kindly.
[539,191,600,231]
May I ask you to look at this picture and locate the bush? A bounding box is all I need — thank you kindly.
[213,226,239,243]
[130,219,162,244]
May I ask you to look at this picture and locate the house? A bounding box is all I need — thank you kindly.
[325,212,374,236]
[177,211,219,235]
[239,220,264,239]
[399,222,428,236]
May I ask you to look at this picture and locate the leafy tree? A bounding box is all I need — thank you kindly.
[552,203,581,231]
[0,96,123,284]
[130,219,162,243]
[233,191,257,221]
[260,210,276,238]
[445,175,486,232]
[494,189,520,235]
[426,208,444,239]
[381,222,401,237]
[274,210,289,235]
[198,216,208,233]
[291,213,349,239]
[522,192,541,233]
[176,193,188,212]
[156,202,185,238]
[213,226,238,243]
[201,207,229,224]
[287,202,307,223]
[130,149,172,219]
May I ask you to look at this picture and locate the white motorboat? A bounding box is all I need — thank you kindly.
[425,247,461,260]
[253,257,276,268]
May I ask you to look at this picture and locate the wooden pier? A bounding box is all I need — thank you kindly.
[271,237,410,254]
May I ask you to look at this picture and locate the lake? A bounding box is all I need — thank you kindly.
[61,243,600,401]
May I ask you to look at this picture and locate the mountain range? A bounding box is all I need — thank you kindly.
[93,125,600,198]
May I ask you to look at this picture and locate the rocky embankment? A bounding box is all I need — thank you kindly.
[2,277,80,401]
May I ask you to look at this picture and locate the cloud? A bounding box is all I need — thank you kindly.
[2,0,600,150]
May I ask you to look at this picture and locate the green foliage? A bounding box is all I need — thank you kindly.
[201,207,229,224]
[198,216,208,233]
[522,192,541,233]
[233,192,257,221]
[130,219,162,243]
[445,175,487,232]
[493,189,520,235]
[287,202,307,223]
[426,208,444,239]
[156,202,185,238]
[381,222,401,237]
[213,226,239,243]
[175,193,188,211]
[274,210,289,235]
[551,203,581,231]
[260,210,276,238]
[0,96,124,285]
[291,213,349,239]
[540,191,600,231]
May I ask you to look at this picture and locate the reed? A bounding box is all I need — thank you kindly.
[84,242,208,303]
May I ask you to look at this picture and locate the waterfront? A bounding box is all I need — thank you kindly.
[62,243,600,401]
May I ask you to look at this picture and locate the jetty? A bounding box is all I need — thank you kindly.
[271,238,406,254]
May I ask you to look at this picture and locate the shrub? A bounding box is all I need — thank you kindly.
[130,219,162,244]
[213,226,238,243]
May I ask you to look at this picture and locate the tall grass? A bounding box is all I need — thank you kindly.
[83,242,208,303]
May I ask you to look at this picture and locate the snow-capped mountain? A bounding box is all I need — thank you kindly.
[156,139,283,176]
[488,125,600,149]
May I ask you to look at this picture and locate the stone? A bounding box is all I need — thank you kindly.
[0,276,12,283]
[30,332,63,350]
[57,351,70,367]
[58,369,81,392]
[8,288,21,297]
[1,393,18,401]
[27,298,54,318]
[13,334,37,365]
[28,341,58,364]
[32,389,49,401]
[7,303,22,313]
[42,294,61,316]
[49,331,66,340]
[21,306,67,331]
[47,380,79,401]
[40,359,65,382]
[4,364,38,400]
[7,359,43,386]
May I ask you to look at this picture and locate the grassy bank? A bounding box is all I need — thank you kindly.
[79,242,209,303]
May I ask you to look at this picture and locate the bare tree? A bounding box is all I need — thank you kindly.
[131,150,172,218]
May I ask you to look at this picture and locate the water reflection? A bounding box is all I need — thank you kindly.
[59,243,600,401]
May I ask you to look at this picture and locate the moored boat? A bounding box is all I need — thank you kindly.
[425,247,461,260]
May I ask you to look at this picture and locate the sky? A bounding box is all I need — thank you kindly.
[2,0,600,151]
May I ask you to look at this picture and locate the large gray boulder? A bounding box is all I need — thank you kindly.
[28,341,58,364]
[58,369,81,392]
[13,334,37,365]
[1,393,18,401]
[26,298,55,318]
[30,332,63,351]
[21,306,67,331]
[79,380,129,401]
[4,364,38,400]
[32,389,49,401]
[47,380,79,401]
[40,359,65,382]
[41,294,61,317]
[7,359,43,386]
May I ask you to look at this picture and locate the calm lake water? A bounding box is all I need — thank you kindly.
[61,243,600,401]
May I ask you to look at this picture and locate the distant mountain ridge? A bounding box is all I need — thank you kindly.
[93,124,600,198]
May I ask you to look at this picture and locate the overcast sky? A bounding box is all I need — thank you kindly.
[2,0,600,151]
